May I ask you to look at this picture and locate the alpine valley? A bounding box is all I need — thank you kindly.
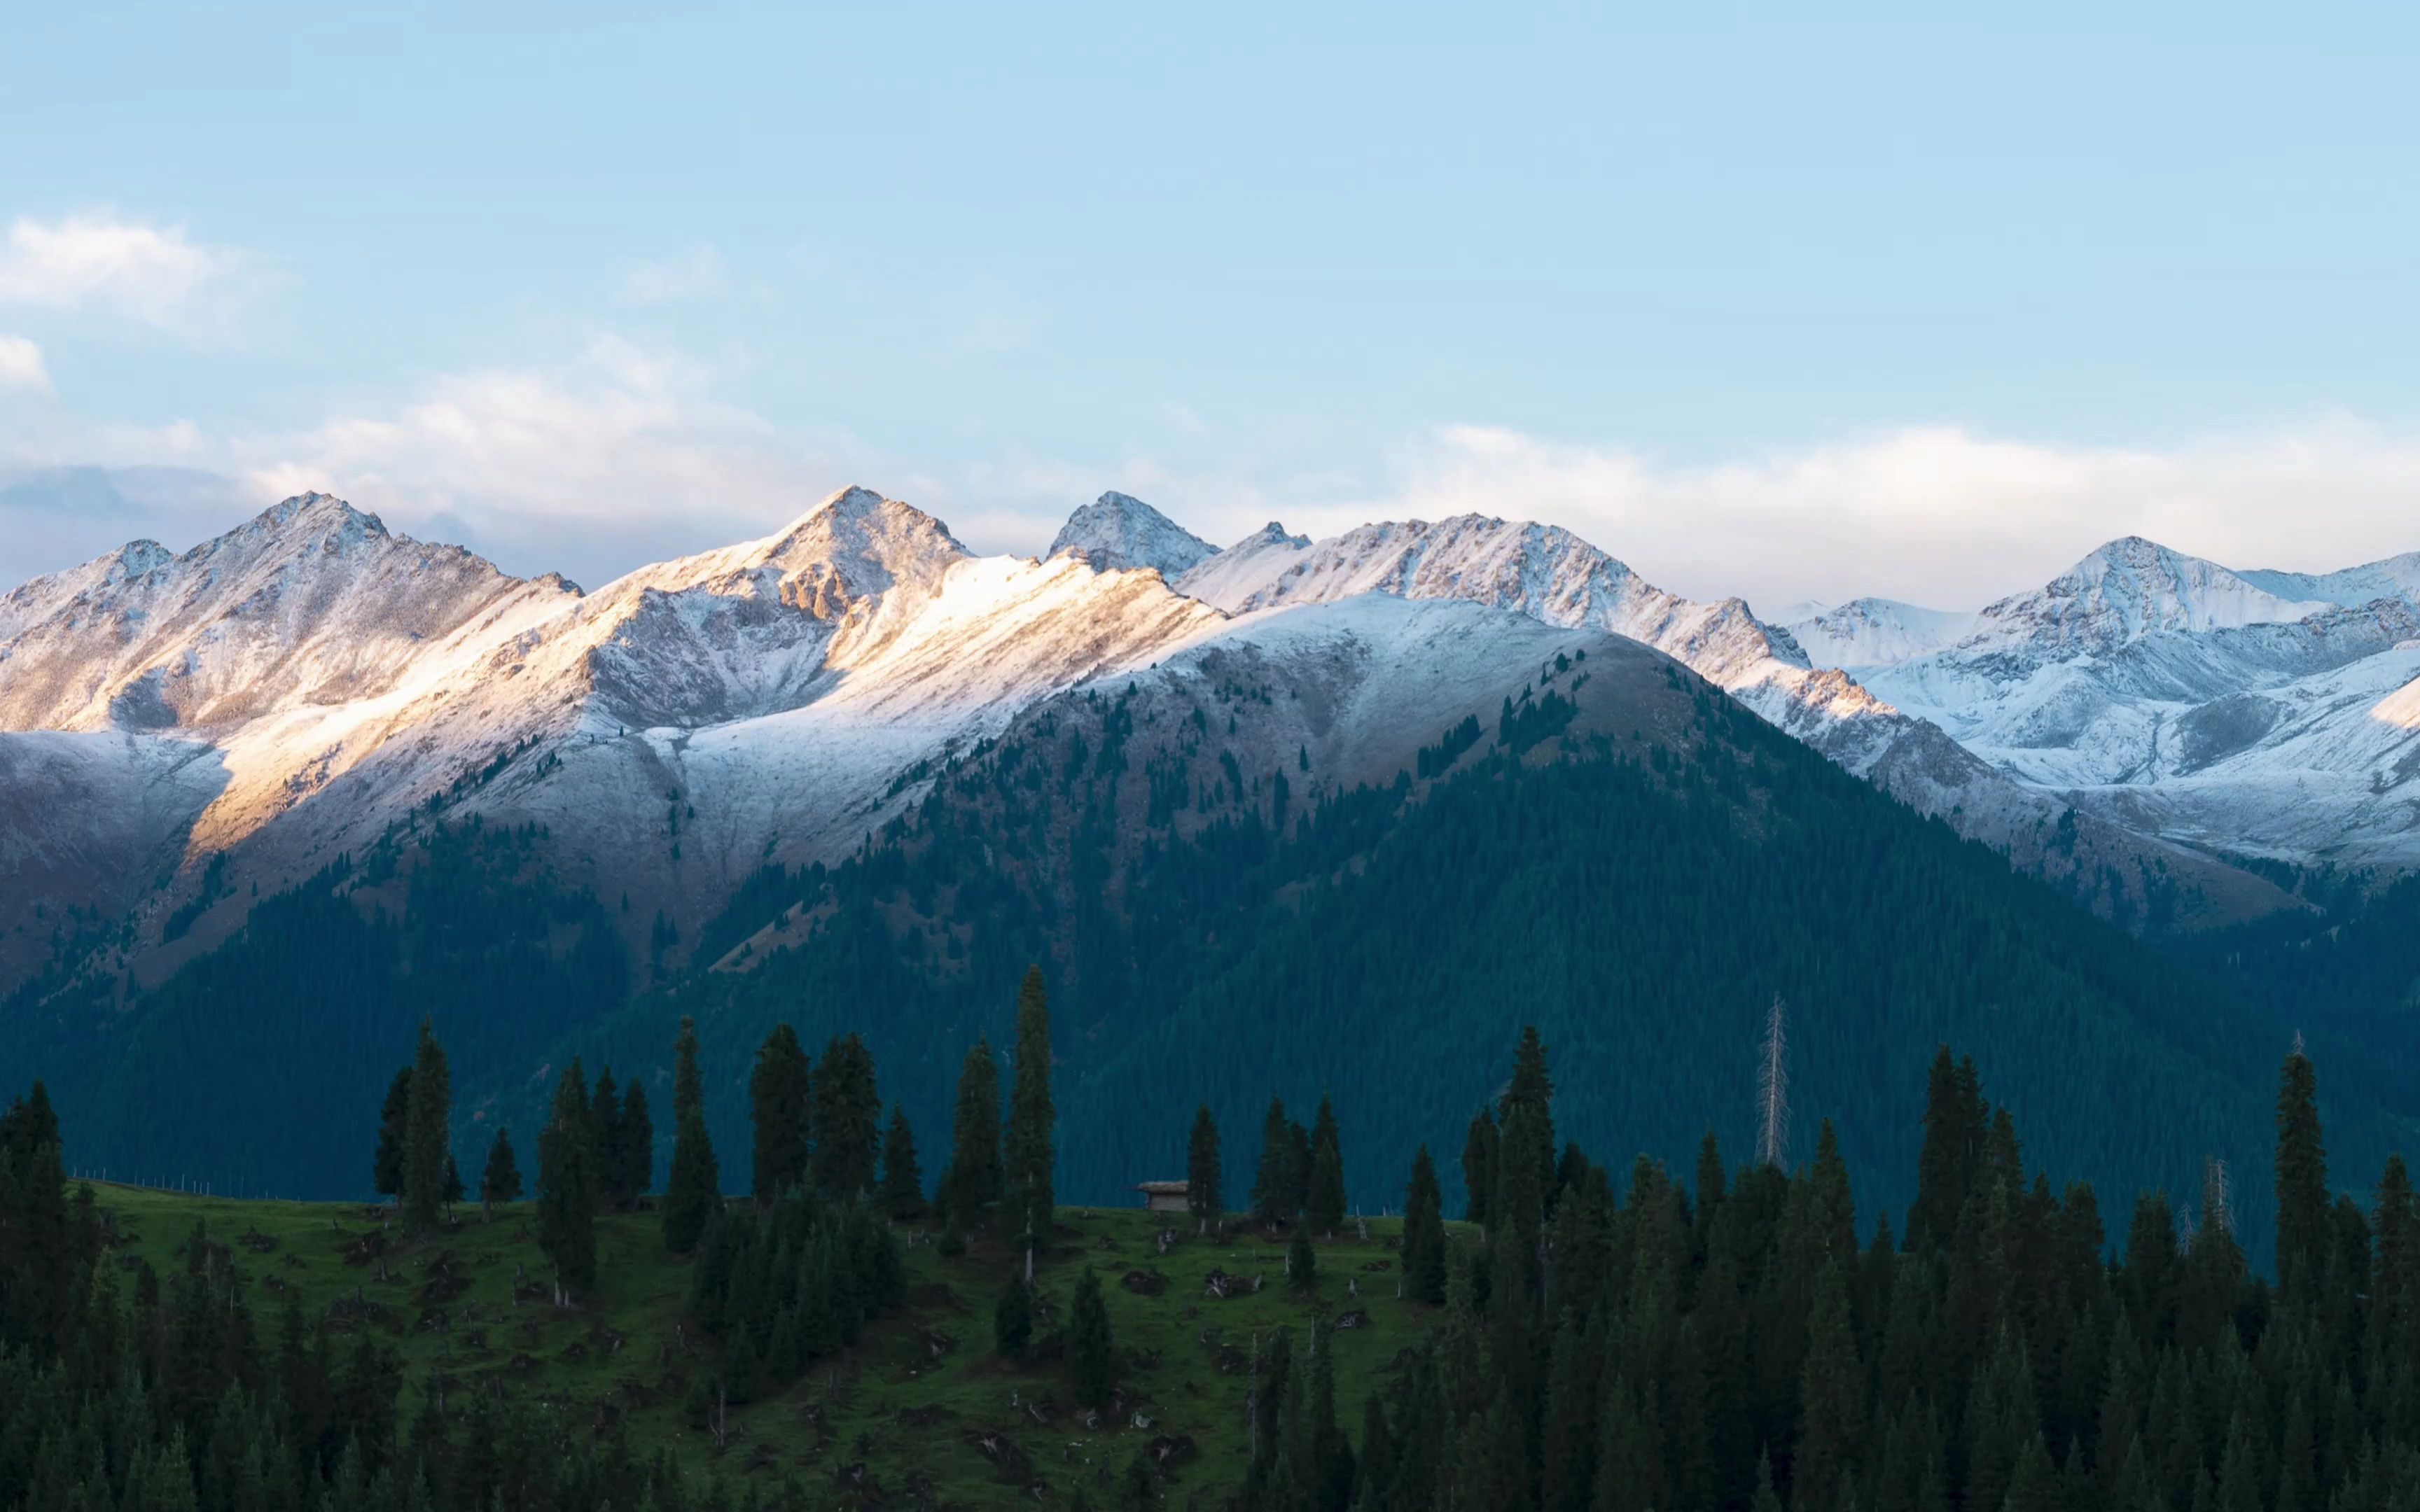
[7,484,2420,1253]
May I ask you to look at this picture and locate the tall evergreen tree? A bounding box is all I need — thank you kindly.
[879,1104,923,1219]
[619,1079,653,1203]
[811,1032,881,1199]
[2275,1042,2330,1307]
[587,1067,625,1210]
[1463,1106,1500,1228]
[536,1060,597,1293]
[1253,1097,1295,1225]
[663,1016,721,1254]
[1404,1143,1449,1305]
[748,1024,811,1201]
[1500,1025,1556,1211]
[478,1126,522,1219]
[992,1271,1033,1358]
[1188,1104,1223,1231]
[1307,1094,1347,1234]
[1004,967,1057,1255]
[1909,1046,1984,1253]
[1066,1265,1116,1407]
[944,1038,1003,1226]
[401,1019,451,1233]
[371,1067,412,1204]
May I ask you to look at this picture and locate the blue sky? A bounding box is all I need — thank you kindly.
[3,3,2418,608]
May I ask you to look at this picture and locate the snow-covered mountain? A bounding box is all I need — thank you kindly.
[10,484,2371,997]
[1047,491,1220,578]
[1784,598,1975,673]
[1847,539,2420,872]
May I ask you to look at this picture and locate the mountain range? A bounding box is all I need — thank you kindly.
[12,482,2386,1000]
[8,481,2420,1224]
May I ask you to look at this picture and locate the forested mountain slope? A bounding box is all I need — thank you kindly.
[543,619,2382,1264]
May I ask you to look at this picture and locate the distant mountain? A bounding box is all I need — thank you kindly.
[1784,598,1975,672]
[0,488,2308,1002]
[1047,490,1220,578]
[1849,539,2420,873]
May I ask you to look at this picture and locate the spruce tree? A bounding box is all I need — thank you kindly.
[2275,1043,2329,1308]
[1307,1094,1346,1234]
[810,1032,881,1199]
[588,1068,625,1210]
[1463,1106,1499,1228]
[620,1079,653,1202]
[402,1019,451,1233]
[1187,1104,1223,1231]
[747,1025,810,1201]
[1004,967,1057,1257]
[536,1060,597,1294]
[663,1017,721,1254]
[1909,1046,1983,1253]
[879,1104,923,1219]
[1404,1144,1449,1304]
[479,1127,522,1219]
[1066,1265,1116,1406]
[1251,1098,1293,1225]
[945,1038,1003,1226]
[1286,1118,1314,1217]
[372,1067,412,1203]
[1288,1222,1318,1294]
[1499,1025,1556,1213]
[992,1273,1033,1359]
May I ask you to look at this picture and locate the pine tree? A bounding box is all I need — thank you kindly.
[1003,967,1057,1258]
[1187,1104,1223,1231]
[945,1038,1003,1226]
[663,1017,721,1254]
[589,1067,625,1210]
[1908,1046,1983,1253]
[2275,1043,2329,1307]
[372,1067,412,1203]
[1252,1098,1295,1225]
[1404,1144,1449,1304]
[1500,1025,1556,1210]
[1066,1265,1116,1407]
[1288,1222,1318,1294]
[747,1025,810,1201]
[402,1019,451,1233]
[993,1272,1033,1359]
[1286,1118,1314,1217]
[1463,1106,1499,1228]
[810,1032,881,1199]
[479,1127,522,1219]
[1307,1094,1346,1234]
[620,1079,653,1202]
[1795,1259,1863,1512]
[537,1060,597,1293]
[879,1104,923,1219]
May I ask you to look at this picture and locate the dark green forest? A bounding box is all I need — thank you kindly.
[13,1014,2420,1509]
[3,650,2412,1276]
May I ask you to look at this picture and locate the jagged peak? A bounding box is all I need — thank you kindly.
[1233,522,1310,550]
[1048,490,1218,577]
[245,491,389,538]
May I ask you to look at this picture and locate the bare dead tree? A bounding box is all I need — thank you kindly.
[1758,993,1790,1170]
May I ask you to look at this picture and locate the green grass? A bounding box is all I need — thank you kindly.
[93,1185,1439,1506]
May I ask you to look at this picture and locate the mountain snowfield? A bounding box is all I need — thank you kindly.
[11,482,2420,995]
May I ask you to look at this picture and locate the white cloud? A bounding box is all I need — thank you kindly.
[0,214,239,329]
[232,335,929,588]
[614,244,725,305]
[1374,420,2420,613]
[0,335,50,396]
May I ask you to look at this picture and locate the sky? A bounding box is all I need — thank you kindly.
[2,2,2418,613]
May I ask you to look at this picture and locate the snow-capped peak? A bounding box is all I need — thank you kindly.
[1956,535,2334,660]
[2233,551,2420,610]
[1786,598,1976,671]
[1048,491,1221,578]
